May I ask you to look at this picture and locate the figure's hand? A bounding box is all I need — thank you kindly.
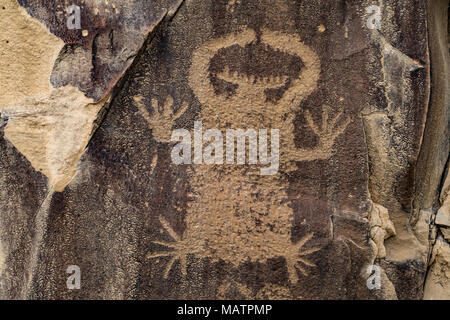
[303,105,351,159]
[133,94,188,143]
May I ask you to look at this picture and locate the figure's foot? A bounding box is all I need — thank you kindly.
[146,216,193,279]
[284,232,320,283]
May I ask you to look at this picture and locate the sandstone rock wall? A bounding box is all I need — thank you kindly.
[0,0,448,299]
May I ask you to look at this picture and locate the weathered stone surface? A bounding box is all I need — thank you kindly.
[424,236,450,300]
[436,207,450,227]
[18,0,183,101]
[0,0,448,300]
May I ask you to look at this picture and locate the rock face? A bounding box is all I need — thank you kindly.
[0,0,448,300]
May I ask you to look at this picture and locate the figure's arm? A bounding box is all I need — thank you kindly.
[261,29,321,109]
[282,105,351,162]
[189,28,256,106]
[133,94,188,143]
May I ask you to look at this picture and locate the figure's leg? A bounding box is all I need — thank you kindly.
[283,233,320,283]
[146,216,203,279]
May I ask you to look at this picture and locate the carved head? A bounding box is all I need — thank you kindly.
[189,28,320,127]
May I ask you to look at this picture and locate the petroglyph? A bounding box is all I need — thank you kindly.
[147,27,350,285]
[146,216,203,279]
[133,94,189,143]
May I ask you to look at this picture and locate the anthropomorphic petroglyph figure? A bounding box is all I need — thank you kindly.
[137,28,351,285]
